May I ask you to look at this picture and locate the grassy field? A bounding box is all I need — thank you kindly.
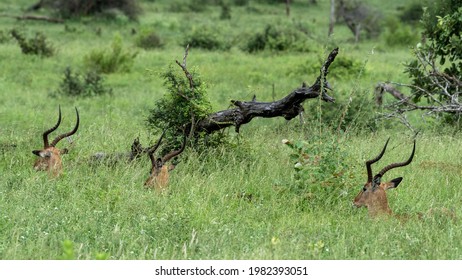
[1,0,461,260]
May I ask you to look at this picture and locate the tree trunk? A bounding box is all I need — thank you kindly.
[328,0,335,36]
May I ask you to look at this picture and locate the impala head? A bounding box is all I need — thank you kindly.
[144,131,187,190]
[353,138,416,216]
[32,106,80,176]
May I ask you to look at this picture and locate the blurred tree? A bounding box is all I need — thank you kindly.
[27,0,141,21]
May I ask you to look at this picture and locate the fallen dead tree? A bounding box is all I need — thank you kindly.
[193,47,339,134]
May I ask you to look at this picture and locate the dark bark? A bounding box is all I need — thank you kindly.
[196,48,339,134]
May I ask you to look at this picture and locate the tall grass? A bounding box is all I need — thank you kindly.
[1,0,461,260]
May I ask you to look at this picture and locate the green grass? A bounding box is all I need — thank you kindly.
[1,0,462,260]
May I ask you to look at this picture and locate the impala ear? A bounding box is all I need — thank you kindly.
[61,148,69,155]
[385,177,403,190]
[32,150,52,158]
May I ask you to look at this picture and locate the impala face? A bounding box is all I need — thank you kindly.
[354,139,415,217]
[33,106,79,176]
[144,131,187,191]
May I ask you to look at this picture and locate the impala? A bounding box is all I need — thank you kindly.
[145,131,187,191]
[32,106,80,176]
[353,138,416,217]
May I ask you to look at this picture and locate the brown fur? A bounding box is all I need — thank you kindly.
[33,147,65,177]
[144,164,175,191]
[353,179,400,217]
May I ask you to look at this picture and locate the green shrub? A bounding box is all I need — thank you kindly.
[290,55,365,80]
[399,2,424,24]
[51,67,112,98]
[282,132,354,207]
[135,30,164,49]
[182,27,228,51]
[383,17,420,47]
[10,29,54,57]
[146,64,216,153]
[243,24,311,53]
[84,35,137,73]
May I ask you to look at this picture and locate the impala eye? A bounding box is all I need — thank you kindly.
[362,187,367,192]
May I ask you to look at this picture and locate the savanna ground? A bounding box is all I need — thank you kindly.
[0,0,461,260]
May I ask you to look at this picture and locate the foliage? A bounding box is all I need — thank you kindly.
[282,133,354,207]
[0,29,10,43]
[291,55,365,80]
[60,240,75,260]
[2,0,462,261]
[243,23,312,53]
[401,0,462,124]
[146,63,216,153]
[51,67,113,98]
[37,0,142,20]
[399,1,424,24]
[219,1,232,20]
[84,34,138,73]
[182,27,228,51]
[135,29,164,50]
[382,16,420,47]
[10,29,54,57]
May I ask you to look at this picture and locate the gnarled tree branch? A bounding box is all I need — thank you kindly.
[196,47,339,133]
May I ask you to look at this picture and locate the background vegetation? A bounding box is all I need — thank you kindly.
[0,0,461,260]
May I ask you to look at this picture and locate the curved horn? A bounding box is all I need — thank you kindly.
[147,130,166,155]
[43,106,62,148]
[161,132,187,163]
[50,107,79,147]
[376,140,416,178]
[365,138,390,183]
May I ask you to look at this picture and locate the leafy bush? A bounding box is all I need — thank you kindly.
[404,1,462,124]
[146,64,217,153]
[399,2,424,24]
[290,55,365,80]
[51,67,112,98]
[10,29,54,57]
[382,17,420,47]
[84,35,137,73]
[135,30,164,49]
[182,27,228,51]
[282,133,354,207]
[243,24,312,53]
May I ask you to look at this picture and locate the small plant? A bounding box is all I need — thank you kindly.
[60,240,75,260]
[135,30,164,49]
[10,29,54,57]
[84,34,137,73]
[282,134,354,205]
[52,67,112,98]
